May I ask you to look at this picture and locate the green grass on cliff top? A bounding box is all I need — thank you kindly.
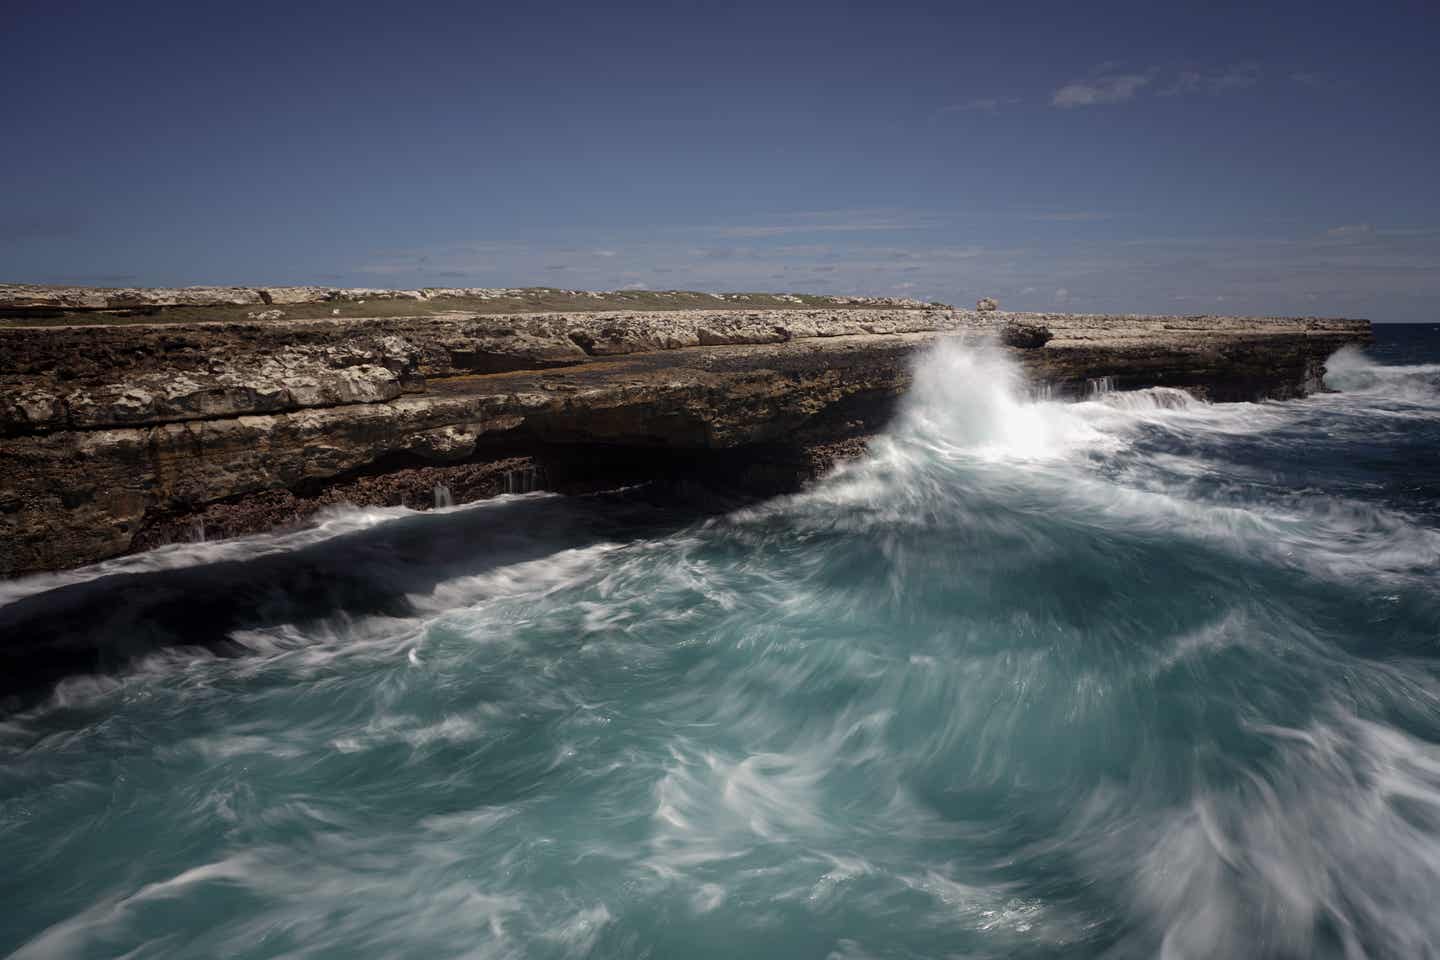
[2,288,948,327]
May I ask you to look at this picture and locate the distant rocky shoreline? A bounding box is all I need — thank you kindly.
[0,284,936,323]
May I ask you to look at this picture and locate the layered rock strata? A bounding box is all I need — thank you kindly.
[0,301,1369,576]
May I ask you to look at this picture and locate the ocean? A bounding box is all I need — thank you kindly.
[2,324,1438,959]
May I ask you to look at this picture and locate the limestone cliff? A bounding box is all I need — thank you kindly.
[0,291,1370,576]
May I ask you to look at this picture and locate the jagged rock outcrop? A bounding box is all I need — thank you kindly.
[0,295,1370,576]
[977,297,999,312]
[998,321,1053,348]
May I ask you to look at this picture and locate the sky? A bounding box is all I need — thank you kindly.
[3,0,1437,321]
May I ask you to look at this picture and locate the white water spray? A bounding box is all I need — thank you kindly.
[1324,344,1440,402]
[503,466,539,495]
[1087,375,1116,398]
[893,337,1109,459]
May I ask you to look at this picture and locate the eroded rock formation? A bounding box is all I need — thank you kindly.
[0,292,1370,576]
[998,321,1053,348]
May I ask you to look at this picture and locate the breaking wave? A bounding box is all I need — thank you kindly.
[2,326,1439,959]
[1324,343,1440,403]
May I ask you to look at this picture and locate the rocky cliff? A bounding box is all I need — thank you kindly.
[0,290,1370,577]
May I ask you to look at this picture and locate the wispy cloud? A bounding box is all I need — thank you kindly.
[1023,211,1112,223]
[1055,63,1261,108]
[937,96,1021,115]
[1162,63,1261,95]
[1318,223,1440,245]
[1324,224,1374,240]
[714,220,921,238]
[1052,72,1151,107]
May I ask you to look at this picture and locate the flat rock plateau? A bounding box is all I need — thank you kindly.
[0,284,1370,577]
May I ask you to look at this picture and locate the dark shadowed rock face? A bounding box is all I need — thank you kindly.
[998,321,1053,348]
[0,297,1370,576]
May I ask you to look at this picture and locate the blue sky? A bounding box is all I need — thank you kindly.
[4,0,1437,321]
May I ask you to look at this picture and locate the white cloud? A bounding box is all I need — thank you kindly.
[1055,64,1259,108]
[1054,287,1071,304]
[1324,224,1375,239]
[592,249,618,257]
[715,220,918,238]
[938,96,1021,114]
[1023,211,1112,222]
[1163,63,1261,95]
[1052,73,1151,107]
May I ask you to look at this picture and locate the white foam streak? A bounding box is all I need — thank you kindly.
[1070,711,1440,960]
[1325,344,1440,403]
[787,337,1440,589]
[0,495,562,609]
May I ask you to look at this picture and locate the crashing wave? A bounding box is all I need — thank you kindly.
[1325,344,1440,401]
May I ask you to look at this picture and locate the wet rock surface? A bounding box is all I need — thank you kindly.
[0,297,1370,575]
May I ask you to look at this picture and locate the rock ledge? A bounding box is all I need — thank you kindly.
[0,298,1371,576]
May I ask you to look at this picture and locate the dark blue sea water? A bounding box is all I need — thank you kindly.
[2,326,1438,959]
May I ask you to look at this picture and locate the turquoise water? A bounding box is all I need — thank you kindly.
[3,327,1439,959]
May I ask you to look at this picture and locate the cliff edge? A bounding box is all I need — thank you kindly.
[0,286,1371,576]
